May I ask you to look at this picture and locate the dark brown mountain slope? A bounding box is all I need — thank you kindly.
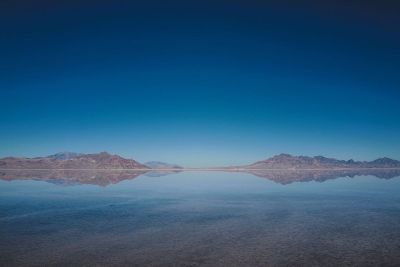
[0,152,149,170]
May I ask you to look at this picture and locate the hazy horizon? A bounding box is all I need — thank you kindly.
[2,150,400,169]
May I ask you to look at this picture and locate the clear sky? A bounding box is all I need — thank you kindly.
[1,0,400,167]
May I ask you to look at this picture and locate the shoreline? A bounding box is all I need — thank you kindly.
[2,168,400,171]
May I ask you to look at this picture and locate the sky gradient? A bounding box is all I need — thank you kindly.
[1,0,400,167]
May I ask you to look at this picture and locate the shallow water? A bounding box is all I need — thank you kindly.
[1,171,400,266]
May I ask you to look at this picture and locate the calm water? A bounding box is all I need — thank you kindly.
[1,171,400,267]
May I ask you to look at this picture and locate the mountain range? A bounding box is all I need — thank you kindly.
[1,152,400,170]
[0,152,148,170]
[239,153,400,169]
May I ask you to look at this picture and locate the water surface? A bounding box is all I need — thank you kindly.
[1,171,400,266]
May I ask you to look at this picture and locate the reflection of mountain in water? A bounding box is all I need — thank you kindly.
[1,169,400,186]
[0,170,148,186]
[245,169,400,184]
[144,170,183,177]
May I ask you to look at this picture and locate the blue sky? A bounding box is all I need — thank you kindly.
[1,0,400,167]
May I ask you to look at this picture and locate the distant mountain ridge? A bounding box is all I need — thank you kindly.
[1,152,400,170]
[242,154,400,169]
[144,161,183,169]
[0,152,149,170]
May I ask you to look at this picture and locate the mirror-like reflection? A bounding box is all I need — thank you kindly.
[245,168,400,184]
[1,168,400,186]
[1,171,400,266]
[0,169,148,186]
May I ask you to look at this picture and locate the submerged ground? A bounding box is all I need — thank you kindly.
[1,171,400,266]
